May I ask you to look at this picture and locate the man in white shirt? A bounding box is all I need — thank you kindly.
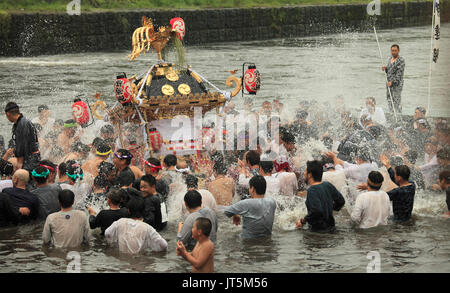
[182,175,218,217]
[352,171,391,229]
[359,97,387,128]
[259,161,280,197]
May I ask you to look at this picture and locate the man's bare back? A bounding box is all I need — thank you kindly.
[208,177,234,206]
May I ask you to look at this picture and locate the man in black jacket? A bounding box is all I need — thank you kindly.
[140,175,166,231]
[4,102,40,171]
[296,160,345,232]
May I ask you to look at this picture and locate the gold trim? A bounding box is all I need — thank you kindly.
[226,75,242,97]
[178,83,191,95]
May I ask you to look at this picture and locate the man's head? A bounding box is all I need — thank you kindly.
[184,190,202,211]
[192,217,212,240]
[39,160,58,183]
[394,165,410,183]
[391,44,400,58]
[163,154,177,169]
[37,104,50,119]
[304,160,323,184]
[280,131,296,152]
[367,171,384,191]
[185,174,199,190]
[95,141,112,158]
[356,147,371,164]
[365,97,376,112]
[113,149,133,169]
[32,166,50,185]
[58,189,75,209]
[213,161,227,176]
[140,174,156,198]
[437,148,450,167]
[249,175,266,197]
[98,161,116,182]
[63,119,77,136]
[4,102,20,122]
[414,106,426,120]
[66,162,84,183]
[127,197,145,219]
[106,188,123,207]
[93,175,109,191]
[12,169,29,188]
[144,157,162,175]
[117,170,135,188]
[438,170,450,190]
[259,160,274,175]
[100,124,115,139]
[405,150,418,165]
[425,137,439,155]
[245,150,260,167]
[321,155,335,171]
[0,159,14,178]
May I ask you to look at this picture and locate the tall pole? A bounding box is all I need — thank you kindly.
[373,26,398,123]
[427,0,436,115]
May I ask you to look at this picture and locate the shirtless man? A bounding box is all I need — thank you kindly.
[57,119,78,154]
[176,217,214,273]
[208,162,234,206]
[82,142,112,178]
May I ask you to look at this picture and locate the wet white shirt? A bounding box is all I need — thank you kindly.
[0,179,13,192]
[273,172,298,196]
[351,190,391,229]
[322,170,347,194]
[105,218,167,254]
[359,107,387,127]
[339,162,379,185]
[264,175,281,197]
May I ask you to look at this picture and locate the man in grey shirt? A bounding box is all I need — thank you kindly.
[224,175,277,239]
[177,190,217,251]
[30,166,61,220]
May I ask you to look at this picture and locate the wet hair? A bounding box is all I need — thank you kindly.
[163,154,177,167]
[0,159,14,177]
[394,165,410,181]
[295,109,308,120]
[415,106,426,115]
[93,175,109,189]
[306,160,323,182]
[321,155,335,170]
[185,174,199,189]
[439,170,450,184]
[116,149,133,165]
[58,189,75,209]
[127,197,145,218]
[107,188,123,206]
[37,104,49,113]
[92,137,104,149]
[391,44,400,50]
[100,124,115,135]
[145,157,161,169]
[98,161,115,177]
[32,166,49,184]
[213,161,227,175]
[249,175,267,195]
[437,148,449,161]
[184,190,202,209]
[66,161,83,182]
[73,98,82,103]
[58,162,67,177]
[367,171,384,191]
[71,141,88,153]
[245,150,260,166]
[390,155,404,167]
[405,150,418,165]
[366,97,376,104]
[281,131,295,144]
[194,217,212,237]
[4,102,20,115]
[39,160,57,173]
[356,147,371,162]
[259,160,274,174]
[117,170,135,187]
[96,142,112,156]
[141,174,156,187]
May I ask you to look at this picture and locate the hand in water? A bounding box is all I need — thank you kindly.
[232,215,241,226]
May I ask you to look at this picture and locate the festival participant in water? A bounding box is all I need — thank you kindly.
[273,156,298,197]
[430,148,450,191]
[4,102,40,171]
[100,124,116,141]
[160,154,179,184]
[31,166,61,220]
[382,44,405,114]
[88,188,129,235]
[351,171,390,229]
[139,175,165,231]
[296,160,345,232]
[434,121,449,149]
[325,147,378,186]
[237,150,261,200]
[42,189,90,248]
[113,149,135,186]
[412,106,427,130]
[63,141,90,163]
[2,169,39,222]
[379,155,415,222]
[98,161,116,190]
[258,160,280,197]
[437,170,450,217]
[177,217,215,273]
[60,161,89,208]
[287,109,318,142]
[105,196,168,254]
[31,104,55,138]
[178,190,217,251]
[57,162,69,185]
[57,119,79,154]
[39,160,58,185]
[403,150,425,190]
[82,142,112,178]
[183,175,218,216]
[140,157,169,199]
[83,175,109,210]
[207,161,235,206]
[410,119,432,155]
[359,97,387,128]
[225,175,277,239]
[320,155,347,195]
[0,159,14,192]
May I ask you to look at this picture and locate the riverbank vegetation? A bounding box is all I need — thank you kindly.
[0,0,432,13]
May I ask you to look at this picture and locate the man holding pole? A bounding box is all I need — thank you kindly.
[381,44,405,115]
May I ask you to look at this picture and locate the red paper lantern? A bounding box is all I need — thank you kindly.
[244,66,261,95]
[148,128,162,151]
[114,75,132,104]
[72,100,90,126]
[170,17,185,40]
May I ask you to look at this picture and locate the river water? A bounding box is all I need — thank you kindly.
[0,24,449,273]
